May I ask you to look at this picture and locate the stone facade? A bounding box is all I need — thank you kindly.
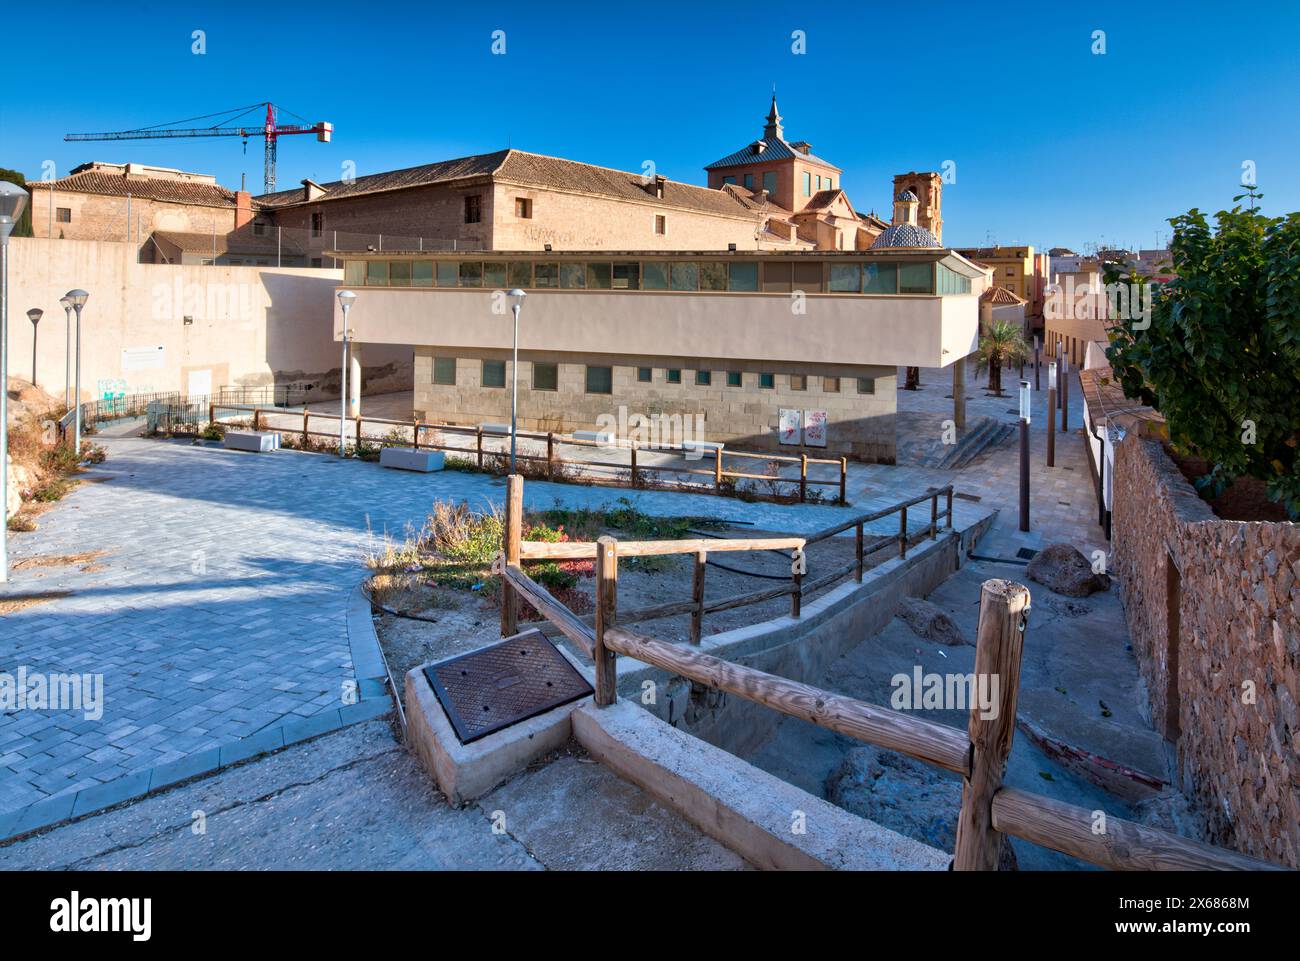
[413,347,897,460]
[1112,435,1299,867]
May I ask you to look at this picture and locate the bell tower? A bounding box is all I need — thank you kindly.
[892,171,943,244]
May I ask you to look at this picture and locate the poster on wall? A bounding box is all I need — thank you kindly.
[803,409,828,448]
[778,408,802,445]
[122,346,166,371]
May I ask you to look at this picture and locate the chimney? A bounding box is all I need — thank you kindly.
[302,178,326,201]
[234,190,253,230]
[790,141,812,154]
[752,140,767,155]
[643,175,666,199]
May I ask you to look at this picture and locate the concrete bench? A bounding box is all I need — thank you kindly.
[224,430,281,453]
[479,423,512,436]
[572,429,616,446]
[380,447,445,472]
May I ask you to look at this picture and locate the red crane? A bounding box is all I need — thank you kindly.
[66,102,332,195]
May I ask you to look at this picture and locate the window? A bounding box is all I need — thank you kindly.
[436,261,458,287]
[56,207,72,223]
[310,212,324,237]
[670,262,698,291]
[722,176,735,185]
[654,215,666,235]
[560,263,585,288]
[433,357,457,385]
[637,367,652,383]
[666,368,682,384]
[412,261,433,286]
[825,178,833,191]
[534,262,559,288]
[613,262,640,289]
[389,261,411,286]
[863,262,897,294]
[792,261,823,293]
[508,261,532,288]
[586,365,613,394]
[366,261,388,286]
[857,377,876,395]
[252,222,267,236]
[899,262,933,294]
[743,173,754,190]
[762,261,792,292]
[586,262,612,289]
[344,260,365,285]
[829,263,861,292]
[515,197,532,218]
[483,262,507,288]
[464,195,482,224]
[726,371,742,387]
[482,360,506,388]
[790,374,807,391]
[803,172,811,196]
[696,370,712,386]
[698,262,727,291]
[936,264,971,295]
[816,175,822,190]
[762,171,777,194]
[823,376,840,393]
[759,373,775,389]
[642,262,669,290]
[459,261,483,287]
[728,262,759,291]
[533,362,558,391]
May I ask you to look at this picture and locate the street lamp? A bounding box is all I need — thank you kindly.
[507,289,526,474]
[59,296,72,408]
[336,289,356,457]
[1,180,31,584]
[64,290,89,454]
[1019,380,1031,533]
[1046,362,1057,468]
[27,308,42,387]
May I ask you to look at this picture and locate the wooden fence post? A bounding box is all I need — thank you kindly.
[930,493,939,540]
[302,410,310,446]
[594,536,619,706]
[208,401,215,427]
[855,522,864,582]
[791,558,803,618]
[946,488,954,529]
[898,505,908,559]
[252,407,260,431]
[799,453,808,503]
[476,428,484,470]
[953,578,1031,870]
[500,475,523,638]
[714,448,722,494]
[839,456,848,505]
[546,432,555,479]
[689,550,707,644]
[355,414,363,448]
[412,416,421,450]
[630,441,638,488]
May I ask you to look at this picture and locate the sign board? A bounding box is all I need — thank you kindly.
[778,408,802,445]
[122,346,165,371]
[803,409,828,448]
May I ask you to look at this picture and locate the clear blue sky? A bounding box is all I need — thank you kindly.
[3,0,1297,251]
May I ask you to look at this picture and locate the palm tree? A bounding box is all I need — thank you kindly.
[975,320,1029,396]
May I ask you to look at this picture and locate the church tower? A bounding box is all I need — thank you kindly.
[891,171,943,244]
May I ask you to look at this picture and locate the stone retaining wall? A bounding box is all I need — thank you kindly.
[1112,436,1298,867]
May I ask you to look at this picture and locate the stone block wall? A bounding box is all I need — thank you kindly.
[1112,435,1299,866]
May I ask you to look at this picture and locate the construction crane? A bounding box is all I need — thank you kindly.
[66,102,332,196]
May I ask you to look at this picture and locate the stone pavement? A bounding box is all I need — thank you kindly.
[1,427,970,832]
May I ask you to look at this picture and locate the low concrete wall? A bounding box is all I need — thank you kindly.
[1112,436,1299,867]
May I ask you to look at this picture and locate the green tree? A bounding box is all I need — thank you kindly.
[974,320,1028,396]
[0,168,33,237]
[1106,190,1300,518]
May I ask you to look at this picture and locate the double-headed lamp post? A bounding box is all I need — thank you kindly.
[27,308,42,387]
[1019,380,1032,533]
[60,296,73,408]
[336,290,356,457]
[1,180,31,584]
[507,289,526,474]
[65,290,89,454]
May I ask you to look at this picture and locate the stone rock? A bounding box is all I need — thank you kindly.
[826,744,962,853]
[5,454,21,522]
[1026,543,1110,597]
[897,596,967,645]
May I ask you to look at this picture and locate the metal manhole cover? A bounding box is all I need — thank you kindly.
[1016,548,1039,560]
[424,629,593,744]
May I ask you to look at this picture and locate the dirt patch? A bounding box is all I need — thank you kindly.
[0,590,73,616]
[1167,448,1291,522]
[11,549,109,572]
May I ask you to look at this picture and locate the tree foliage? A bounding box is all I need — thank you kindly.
[974,320,1029,396]
[1105,191,1300,518]
[0,168,33,237]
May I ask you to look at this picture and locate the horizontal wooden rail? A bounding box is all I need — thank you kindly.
[519,536,806,561]
[502,564,595,657]
[991,786,1285,871]
[805,485,954,545]
[602,625,970,775]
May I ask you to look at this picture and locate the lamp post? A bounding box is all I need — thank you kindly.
[1019,380,1031,532]
[1060,353,1070,434]
[508,289,526,474]
[27,308,42,387]
[65,290,89,454]
[59,296,72,408]
[336,289,356,457]
[2,180,31,584]
[1046,362,1057,468]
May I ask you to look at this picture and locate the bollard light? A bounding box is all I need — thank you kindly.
[1047,361,1057,391]
[1019,380,1031,423]
[27,308,42,387]
[60,296,73,408]
[336,290,357,457]
[64,290,89,455]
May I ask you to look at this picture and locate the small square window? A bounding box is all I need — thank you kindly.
[823,376,840,393]
[654,215,666,235]
[533,362,558,391]
[464,195,482,224]
[482,360,506,388]
[857,377,876,395]
[586,365,613,394]
[790,374,806,391]
[759,373,775,389]
[726,371,742,387]
[637,367,652,383]
[515,197,532,218]
[433,357,457,385]
[56,207,72,223]
[696,370,711,386]
[666,368,682,384]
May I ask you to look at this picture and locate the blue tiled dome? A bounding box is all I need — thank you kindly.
[896,189,919,202]
[869,223,941,249]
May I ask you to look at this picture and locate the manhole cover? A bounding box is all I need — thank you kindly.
[424,629,593,744]
[1016,548,1039,560]
[953,491,982,503]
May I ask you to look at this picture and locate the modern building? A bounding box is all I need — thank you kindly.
[951,244,1047,325]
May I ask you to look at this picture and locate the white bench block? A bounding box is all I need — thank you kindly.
[479,423,512,436]
[683,439,724,453]
[572,429,616,445]
[225,431,281,453]
[380,447,445,472]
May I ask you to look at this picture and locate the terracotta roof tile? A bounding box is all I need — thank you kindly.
[30,171,237,208]
[981,285,1026,305]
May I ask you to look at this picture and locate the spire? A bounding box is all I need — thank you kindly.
[763,92,783,140]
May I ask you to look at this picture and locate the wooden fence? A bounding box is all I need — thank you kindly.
[495,473,1282,871]
[210,402,848,505]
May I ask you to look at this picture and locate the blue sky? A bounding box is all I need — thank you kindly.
[3,0,1297,251]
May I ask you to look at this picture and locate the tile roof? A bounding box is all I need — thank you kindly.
[704,135,840,172]
[869,223,941,249]
[254,150,509,208]
[981,285,1026,305]
[29,171,238,208]
[801,189,847,212]
[150,227,305,256]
